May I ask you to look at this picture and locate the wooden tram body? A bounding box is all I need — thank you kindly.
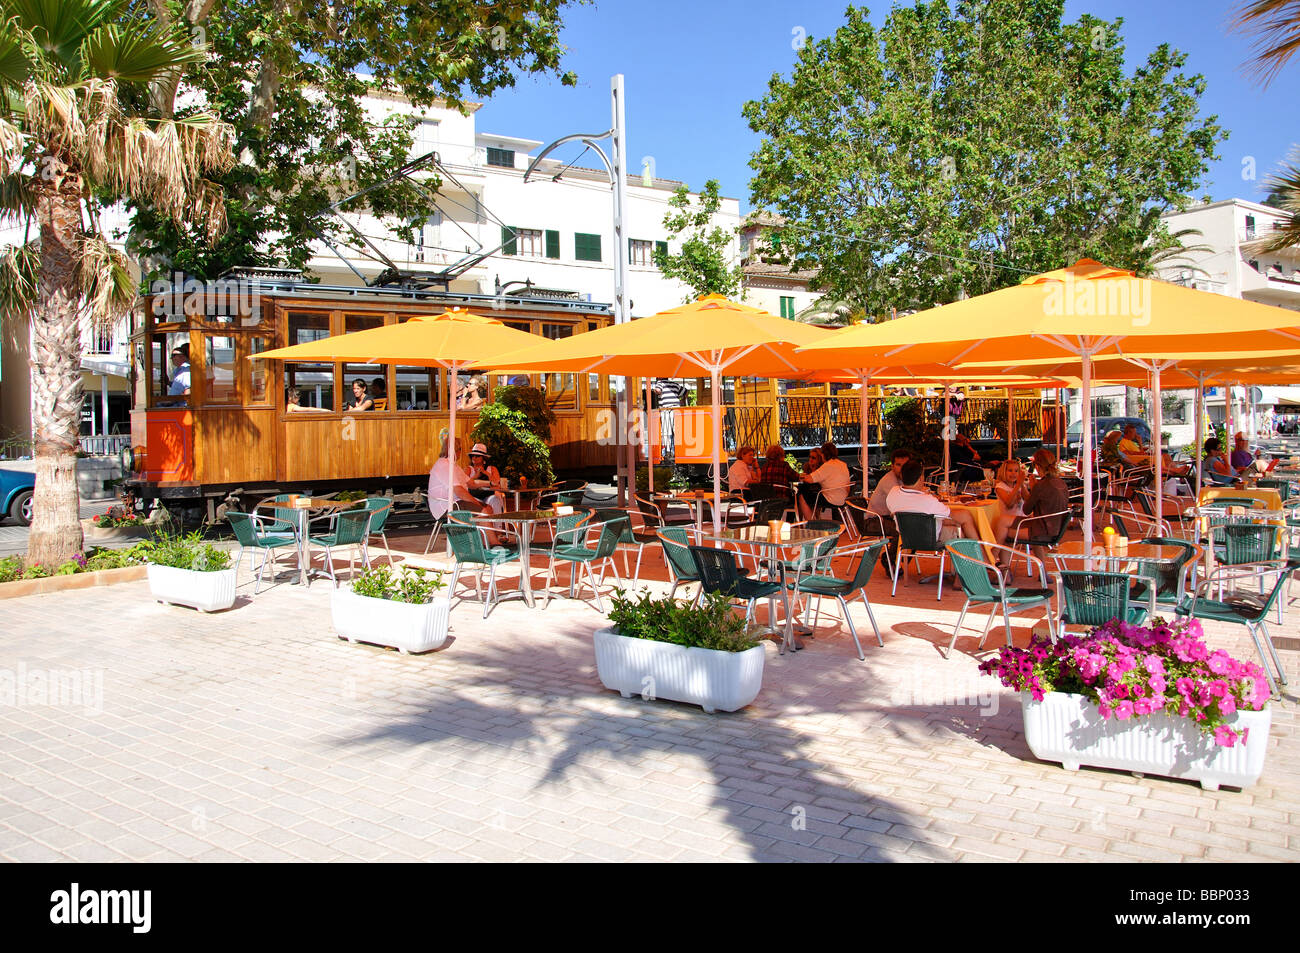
[124,277,620,515]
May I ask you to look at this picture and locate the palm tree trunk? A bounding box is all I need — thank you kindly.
[27,173,85,565]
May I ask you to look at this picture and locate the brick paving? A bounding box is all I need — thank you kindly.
[0,526,1296,862]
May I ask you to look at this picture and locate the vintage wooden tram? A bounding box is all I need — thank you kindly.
[124,273,621,519]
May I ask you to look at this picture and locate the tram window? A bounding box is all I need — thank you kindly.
[288,311,330,345]
[345,313,384,334]
[284,363,335,411]
[394,367,441,411]
[343,364,384,412]
[541,323,573,340]
[455,372,487,411]
[150,332,191,405]
[204,335,238,403]
[542,372,577,411]
[589,375,601,402]
[249,337,271,404]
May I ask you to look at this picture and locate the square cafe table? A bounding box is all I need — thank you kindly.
[255,496,357,586]
[696,523,843,653]
[469,508,565,608]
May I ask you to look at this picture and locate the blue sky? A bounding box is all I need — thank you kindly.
[473,0,1296,213]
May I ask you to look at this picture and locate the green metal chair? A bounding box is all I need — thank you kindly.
[658,526,704,603]
[545,513,624,611]
[444,518,520,618]
[1135,537,1199,609]
[891,511,951,600]
[257,493,301,535]
[226,511,299,595]
[1055,569,1149,635]
[591,507,657,583]
[1176,561,1290,697]
[945,539,1055,657]
[786,538,887,660]
[540,479,588,508]
[689,544,788,631]
[357,497,395,564]
[307,508,374,586]
[1256,479,1291,503]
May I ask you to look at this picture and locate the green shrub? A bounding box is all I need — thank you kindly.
[471,401,554,488]
[84,548,143,572]
[351,565,446,604]
[0,555,22,583]
[22,563,51,579]
[635,465,674,492]
[491,385,556,442]
[607,589,762,653]
[135,532,231,572]
[883,397,940,464]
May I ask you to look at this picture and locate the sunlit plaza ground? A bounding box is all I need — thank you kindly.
[1,519,1296,863]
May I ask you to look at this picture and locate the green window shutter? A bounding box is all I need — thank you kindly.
[575,232,602,262]
[655,240,668,259]
[545,229,560,259]
[780,296,795,318]
[501,225,517,256]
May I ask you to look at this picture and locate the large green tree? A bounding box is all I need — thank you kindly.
[743,0,1225,316]
[651,179,742,301]
[128,0,579,281]
[0,0,233,565]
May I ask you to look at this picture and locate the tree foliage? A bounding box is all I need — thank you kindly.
[129,0,580,280]
[743,0,1225,316]
[651,179,742,302]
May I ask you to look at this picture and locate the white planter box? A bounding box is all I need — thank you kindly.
[1023,691,1271,791]
[146,564,237,613]
[593,626,765,713]
[332,588,450,654]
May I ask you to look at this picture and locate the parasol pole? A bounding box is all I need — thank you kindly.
[711,364,723,536]
[943,384,951,488]
[446,361,459,522]
[645,376,654,496]
[859,372,870,495]
[1194,372,1207,500]
[1080,349,1095,547]
[1006,387,1014,462]
[1151,366,1164,528]
[1056,388,1064,463]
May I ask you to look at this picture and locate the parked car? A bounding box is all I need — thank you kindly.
[1065,416,1152,454]
[0,467,35,526]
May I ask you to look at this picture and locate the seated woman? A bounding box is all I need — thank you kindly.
[465,443,505,514]
[991,458,1027,545]
[285,387,328,412]
[428,435,504,544]
[1098,430,1122,471]
[759,445,799,497]
[1202,438,1235,486]
[801,446,825,478]
[797,442,851,520]
[347,378,375,412]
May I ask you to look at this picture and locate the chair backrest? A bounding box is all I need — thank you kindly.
[361,497,393,532]
[266,493,297,527]
[746,482,785,501]
[658,527,698,582]
[751,497,789,525]
[895,510,941,552]
[445,520,489,564]
[1058,570,1131,626]
[1208,496,1263,509]
[789,524,840,572]
[553,511,592,548]
[332,508,372,546]
[634,495,665,529]
[945,538,1001,601]
[1257,479,1291,502]
[592,507,636,543]
[226,511,258,547]
[846,539,886,592]
[689,545,743,597]
[1214,523,1278,565]
[590,515,629,558]
[1136,537,1197,600]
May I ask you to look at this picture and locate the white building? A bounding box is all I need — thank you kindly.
[0,91,743,454]
[1066,198,1300,447]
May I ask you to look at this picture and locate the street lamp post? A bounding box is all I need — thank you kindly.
[524,75,635,505]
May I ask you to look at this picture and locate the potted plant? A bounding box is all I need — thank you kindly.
[980,618,1272,790]
[595,590,766,713]
[82,505,153,541]
[138,532,237,612]
[332,565,449,654]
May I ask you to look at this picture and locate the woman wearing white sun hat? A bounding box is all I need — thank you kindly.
[466,443,505,514]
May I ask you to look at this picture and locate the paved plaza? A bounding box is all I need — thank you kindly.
[0,527,1296,863]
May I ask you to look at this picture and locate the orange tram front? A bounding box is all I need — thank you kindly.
[124,276,620,522]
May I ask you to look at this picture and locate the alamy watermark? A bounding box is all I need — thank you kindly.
[1042,268,1151,327]
[887,667,999,717]
[0,663,103,714]
[150,271,261,325]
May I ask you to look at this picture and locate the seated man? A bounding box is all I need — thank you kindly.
[758,445,799,497]
[1229,433,1254,475]
[1117,424,1152,467]
[947,433,984,482]
[885,459,978,542]
[867,450,910,519]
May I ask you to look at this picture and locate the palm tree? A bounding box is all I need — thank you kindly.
[1231,3,1300,253]
[1230,0,1300,85]
[0,0,233,565]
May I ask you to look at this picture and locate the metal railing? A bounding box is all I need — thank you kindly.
[79,435,130,456]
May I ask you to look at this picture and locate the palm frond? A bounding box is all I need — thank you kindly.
[79,18,205,83]
[0,238,38,330]
[0,170,34,220]
[1,0,121,74]
[1230,0,1300,86]
[1250,151,1300,254]
[77,230,134,330]
[0,16,33,91]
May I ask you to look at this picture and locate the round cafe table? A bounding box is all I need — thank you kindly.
[469,508,564,609]
[945,498,1000,547]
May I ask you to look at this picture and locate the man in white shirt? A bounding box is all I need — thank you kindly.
[885,460,978,540]
[798,442,852,520]
[727,446,758,497]
[167,344,191,399]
